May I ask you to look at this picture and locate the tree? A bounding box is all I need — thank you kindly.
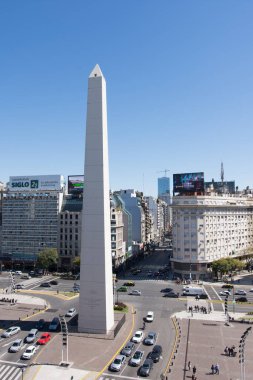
[211,257,245,278]
[36,248,58,271]
[72,257,80,268]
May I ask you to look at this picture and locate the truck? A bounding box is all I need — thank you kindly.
[182,286,208,298]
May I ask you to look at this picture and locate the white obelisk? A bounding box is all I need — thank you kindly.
[78,64,114,333]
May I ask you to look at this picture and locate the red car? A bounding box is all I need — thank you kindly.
[37,333,51,345]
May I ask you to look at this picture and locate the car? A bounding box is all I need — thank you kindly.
[15,271,22,275]
[219,291,231,296]
[146,311,154,322]
[21,274,31,279]
[236,297,248,303]
[132,330,144,343]
[121,342,135,357]
[40,282,51,287]
[25,329,38,343]
[73,287,80,293]
[2,326,21,338]
[147,345,163,363]
[139,358,154,377]
[15,284,25,289]
[109,355,126,371]
[29,271,35,276]
[37,332,51,345]
[117,286,128,292]
[9,339,23,353]
[132,269,141,275]
[123,281,135,286]
[222,284,234,288]
[144,332,157,345]
[160,288,173,293]
[50,280,59,285]
[36,319,45,330]
[129,350,144,366]
[249,288,253,292]
[235,290,247,295]
[22,345,37,360]
[49,317,60,331]
[65,308,76,317]
[129,290,141,296]
[163,292,179,298]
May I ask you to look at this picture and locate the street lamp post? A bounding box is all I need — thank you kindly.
[239,326,252,380]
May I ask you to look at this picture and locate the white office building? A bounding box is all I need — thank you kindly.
[171,194,253,280]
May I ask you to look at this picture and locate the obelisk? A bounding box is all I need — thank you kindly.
[78,64,114,334]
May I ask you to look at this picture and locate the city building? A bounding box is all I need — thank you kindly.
[171,194,253,280]
[158,176,170,197]
[1,175,64,267]
[58,194,82,269]
[110,194,125,271]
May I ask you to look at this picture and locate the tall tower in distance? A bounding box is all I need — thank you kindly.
[78,64,114,334]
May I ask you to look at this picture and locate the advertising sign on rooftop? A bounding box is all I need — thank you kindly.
[8,175,64,192]
[173,172,204,194]
[68,175,84,194]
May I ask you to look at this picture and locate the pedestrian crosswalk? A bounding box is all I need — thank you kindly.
[0,364,23,380]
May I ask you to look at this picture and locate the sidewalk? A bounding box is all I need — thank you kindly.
[169,299,253,380]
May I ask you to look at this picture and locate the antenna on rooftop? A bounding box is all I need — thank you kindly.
[157,169,170,177]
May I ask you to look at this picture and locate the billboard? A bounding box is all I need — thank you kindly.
[173,172,204,194]
[8,175,64,192]
[68,175,84,194]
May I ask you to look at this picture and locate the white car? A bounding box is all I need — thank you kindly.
[129,290,141,296]
[129,350,144,366]
[146,311,154,322]
[132,330,144,343]
[22,345,37,360]
[65,308,76,317]
[2,326,21,338]
[235,290,247,295]
[249,288,253,292]
[9,339,23,353]
[109,354,126,371]
[219,291,231,296]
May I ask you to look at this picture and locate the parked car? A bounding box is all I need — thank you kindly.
[236,297,248,303]
[65,308,76,317]
[36,319,45,330]
[21,274,31,279]
[109,355,126,371]
[144,332,157,345]
[49,317,60,331]
[121,342,135,357]
[235,290,247,295]
[15,284,25,289]
[117,286,128,292]
[139,358,154,377]
[2,326,21,338]
[163,292,179,298]
[15,271,22,275]
[129,350,144,366]
[9,339,23,353]
[129,290,141,296]
[40,282,51,288]
[147,345,163,363]
[146,311,154,322]
[132,330,144,343]
[123,281,135,286]
[22,345,37,360]
[25,329,38,343]
[37,333,51,345]
[132,269,141,275]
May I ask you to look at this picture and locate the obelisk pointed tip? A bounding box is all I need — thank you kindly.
[89,64,103,78]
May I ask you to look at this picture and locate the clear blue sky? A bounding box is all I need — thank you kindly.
[1,1,253,197]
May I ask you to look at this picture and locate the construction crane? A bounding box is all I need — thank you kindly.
[157,169,170,177]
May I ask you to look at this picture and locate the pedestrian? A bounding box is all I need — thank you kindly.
[211,364,215,374]
[224,346,228,356]
[193,365,196,374]
[188,361,191,371]
[215,363,219,374]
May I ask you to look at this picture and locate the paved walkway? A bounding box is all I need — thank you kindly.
[169,298,253,380]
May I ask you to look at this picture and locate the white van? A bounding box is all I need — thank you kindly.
[146,311,154,322]
[183,287,207,298]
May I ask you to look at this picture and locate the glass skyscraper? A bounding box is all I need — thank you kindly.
[158,177,170,196]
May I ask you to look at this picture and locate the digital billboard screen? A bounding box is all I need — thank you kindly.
[68,175,84,194]
[173,172,204,194]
